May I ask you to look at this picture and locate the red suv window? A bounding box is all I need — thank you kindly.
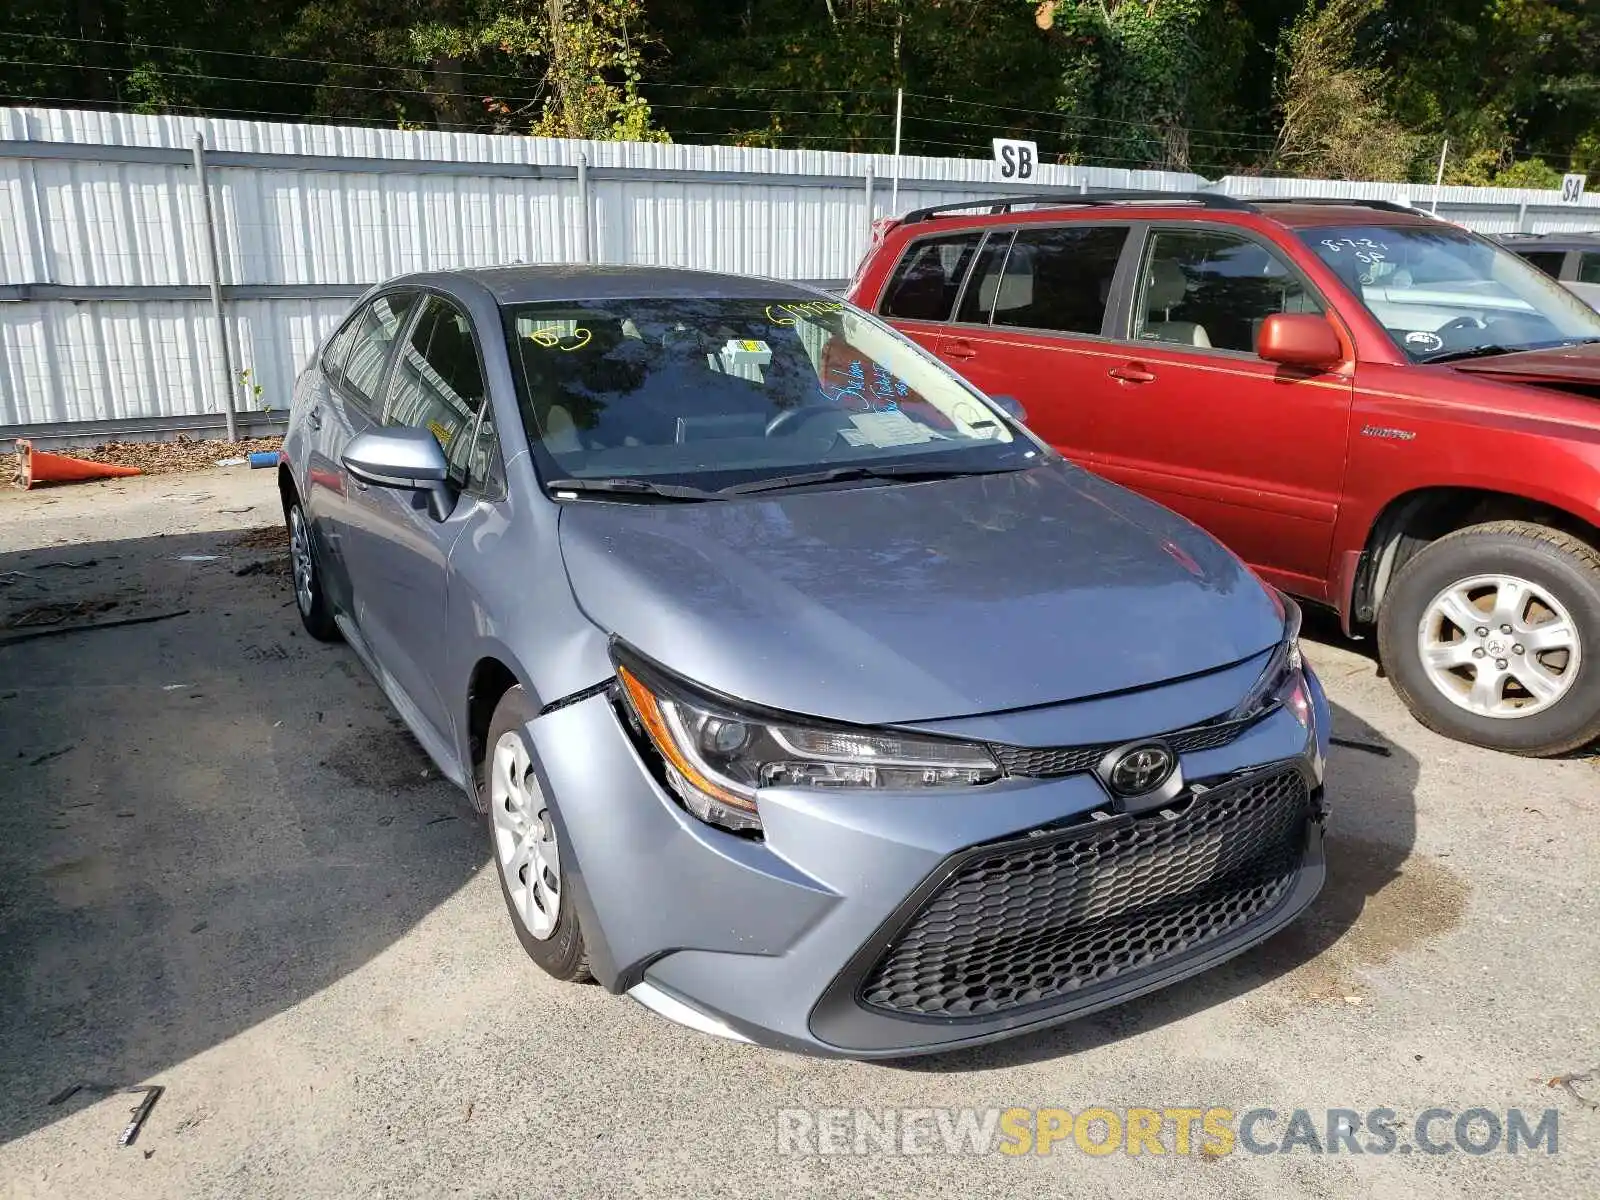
[987,226,1129,336]
[879,233,982,321]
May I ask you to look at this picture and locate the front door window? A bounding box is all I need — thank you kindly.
[1133,229,1322,354]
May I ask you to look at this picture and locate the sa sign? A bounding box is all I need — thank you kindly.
[1560,174,1587,205]
[993,139,1038,182]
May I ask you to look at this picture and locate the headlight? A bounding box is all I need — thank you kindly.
[613,650,1000,834]
[1230,595,1310,727]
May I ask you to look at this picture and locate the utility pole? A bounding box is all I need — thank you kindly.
[891,88,904,213]
[1431,139,1449,215]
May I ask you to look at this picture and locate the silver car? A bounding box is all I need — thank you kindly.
[279,266,1332,1057]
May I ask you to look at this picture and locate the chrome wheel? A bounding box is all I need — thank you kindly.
[1416,573,1582,719]
[289,506,315,617]
[490,730,561,940]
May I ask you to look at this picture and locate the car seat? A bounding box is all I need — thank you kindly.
[1140,259,1212,348]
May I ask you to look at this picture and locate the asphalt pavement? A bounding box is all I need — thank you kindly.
[0,467,1596,1199]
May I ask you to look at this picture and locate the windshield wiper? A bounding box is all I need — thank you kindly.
[1422,343,1522,364]
[719,461,1029,497]
[1424,336,1600,365]
[545,477,725,502]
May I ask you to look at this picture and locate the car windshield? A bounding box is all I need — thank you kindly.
[502,296,1035,492]
[1297,224,1600,361]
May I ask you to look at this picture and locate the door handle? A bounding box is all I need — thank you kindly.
[308,407,323,430]
[944,340,979,362]
[1108,364,1157,384]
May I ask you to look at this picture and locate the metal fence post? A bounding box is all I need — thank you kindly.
[191,133,238,442]
[864,167,876,262]
[577,153,594,264]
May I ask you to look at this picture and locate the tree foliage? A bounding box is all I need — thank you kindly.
[0,0,1594,183]
[1272,0,1418,179]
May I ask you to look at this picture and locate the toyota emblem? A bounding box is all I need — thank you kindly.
[1107,743,1176,797]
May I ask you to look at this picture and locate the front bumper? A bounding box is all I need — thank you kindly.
[526,665,1330,1058]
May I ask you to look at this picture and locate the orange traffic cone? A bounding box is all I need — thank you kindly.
[14,438,143,489]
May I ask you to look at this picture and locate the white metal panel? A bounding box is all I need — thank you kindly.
[1,300,215,424]
[5,105,1599,434]
[29,160,206,286]
[231,297,352,411]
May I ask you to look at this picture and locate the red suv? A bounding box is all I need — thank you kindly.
[849,193,1600,756]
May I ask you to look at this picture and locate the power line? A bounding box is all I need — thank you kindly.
[904,90,1280,146]
[2,29,544,91]
[3,27,1284,150]
[0,55,546,107]
[2,29,897,98]
[640,101,893,122]
[0,92,533,133]
[1,60,898,127]
[897,112,1269,159]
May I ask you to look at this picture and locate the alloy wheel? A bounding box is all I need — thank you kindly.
[489,730,562,940]
[1416,572,1582,719]
[289,506,315,617]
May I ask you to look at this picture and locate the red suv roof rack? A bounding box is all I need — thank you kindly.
[1243,196,1422,216]
[900,192,1433,225]
[900,191,1253,223]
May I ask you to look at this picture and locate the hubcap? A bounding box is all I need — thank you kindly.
[289,507,315,616]
[489,731,561,940]
[1416,573,1582,720]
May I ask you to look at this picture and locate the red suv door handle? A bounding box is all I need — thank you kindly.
[1108,363,1157,384]
[944,340,979,362]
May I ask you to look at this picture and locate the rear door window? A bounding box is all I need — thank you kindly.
[340,292,419,417]
[879,234,982,322]
[991,226,1129,336]
[954,233,1015,325]
[1579,253,1600,285]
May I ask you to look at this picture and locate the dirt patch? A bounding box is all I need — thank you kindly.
[29,435,285,478]
[1252,834,1470,1016]
[235,557,291,578]
[319,724,438,794]
[231,525,289,551]
[39,855,114,909]
[0,598,118,629]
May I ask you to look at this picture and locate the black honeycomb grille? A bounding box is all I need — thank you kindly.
[860,768,1309,1018]
[989,716,1256,780]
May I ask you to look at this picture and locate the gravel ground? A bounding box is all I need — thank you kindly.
[0,467,1596,1199]
[8,436,284,486]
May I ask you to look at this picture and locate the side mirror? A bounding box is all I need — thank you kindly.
[1257,314,1344,371]
[342,427,456,521]
[990,394,1028,424]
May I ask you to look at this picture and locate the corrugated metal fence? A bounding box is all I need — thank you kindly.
[3,106,1598,443]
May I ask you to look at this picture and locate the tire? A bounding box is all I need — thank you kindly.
[1377,520,1600,756]
[287,500,341,643]
[481,686,592,983]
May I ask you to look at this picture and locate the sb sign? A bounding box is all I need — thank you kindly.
[993,139,1038,183]
[1559,174,1587,205]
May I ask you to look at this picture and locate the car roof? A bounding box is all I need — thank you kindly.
[1499,232,1600,249]
[403,264,828,306]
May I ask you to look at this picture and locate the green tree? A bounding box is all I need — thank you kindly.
[1272,0,1418,179]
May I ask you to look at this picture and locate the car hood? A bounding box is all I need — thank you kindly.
[557,464,1283,725]
[1450,341,1600,386]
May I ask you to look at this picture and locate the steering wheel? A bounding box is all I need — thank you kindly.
[1436,315,1486,338]
[766,404,846,438]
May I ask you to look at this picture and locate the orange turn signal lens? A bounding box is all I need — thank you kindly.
[617,665,758,814]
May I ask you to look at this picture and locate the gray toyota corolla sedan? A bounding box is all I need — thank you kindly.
[279,264,1332,1057]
